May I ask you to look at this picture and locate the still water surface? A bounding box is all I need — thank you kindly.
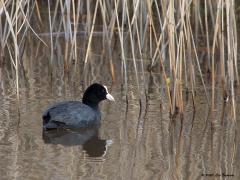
[0,43,239,180]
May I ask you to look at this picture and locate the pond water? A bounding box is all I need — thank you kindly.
[0,37,240,180]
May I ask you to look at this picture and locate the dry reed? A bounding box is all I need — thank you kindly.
[0,0,238,119]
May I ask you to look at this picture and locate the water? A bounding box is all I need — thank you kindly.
[0,40,239,180]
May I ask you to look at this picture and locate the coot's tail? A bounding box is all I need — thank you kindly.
[42,112,51,126]
[42,112,67,130]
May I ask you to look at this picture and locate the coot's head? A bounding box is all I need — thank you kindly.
[82,83,115,108]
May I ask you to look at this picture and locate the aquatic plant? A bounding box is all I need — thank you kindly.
[0,0,238,118]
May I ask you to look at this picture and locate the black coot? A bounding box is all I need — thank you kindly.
[42,83,114,130]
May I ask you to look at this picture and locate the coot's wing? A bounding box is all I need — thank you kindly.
[42,101,100,128]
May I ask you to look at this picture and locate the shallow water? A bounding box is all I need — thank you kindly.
[0,40,240,180]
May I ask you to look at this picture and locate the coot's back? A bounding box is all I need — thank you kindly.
[43,101,101,129]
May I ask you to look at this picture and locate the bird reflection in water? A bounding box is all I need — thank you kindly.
[42,127,113,158]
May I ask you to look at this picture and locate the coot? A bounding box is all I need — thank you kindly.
[42,83,114,130]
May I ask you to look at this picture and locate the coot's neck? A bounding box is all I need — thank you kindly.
[82,96,100,109]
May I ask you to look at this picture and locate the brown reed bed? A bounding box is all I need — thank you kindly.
[0,0,238,119]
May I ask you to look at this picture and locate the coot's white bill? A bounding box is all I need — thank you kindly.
[104,85,115,101]
[106,93,115,101]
